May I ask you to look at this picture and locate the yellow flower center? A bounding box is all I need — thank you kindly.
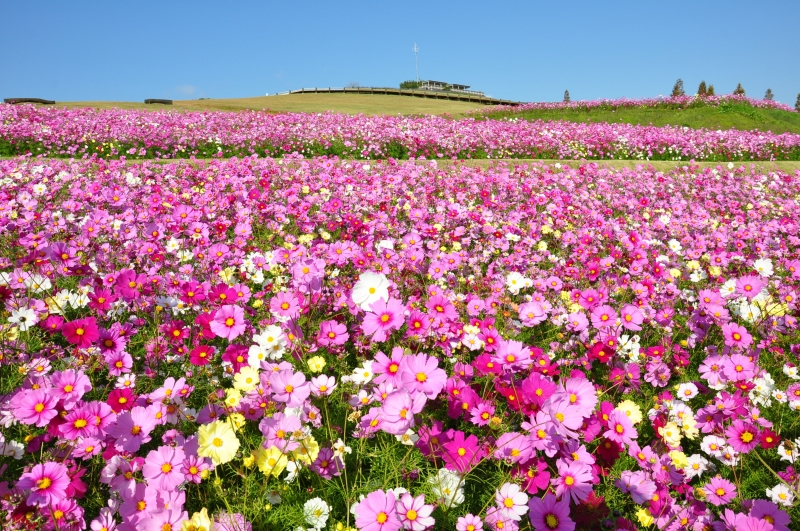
[212,437,223,447]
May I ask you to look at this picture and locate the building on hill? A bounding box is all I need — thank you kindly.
[418,80,484,96]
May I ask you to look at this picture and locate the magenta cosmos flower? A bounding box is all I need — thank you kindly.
[362,297,406,342]
[704,476,737,505]
[400,353,447,399]
[528,493,575,531]
[17,462,70,507]
[442,431,483,473]
[395,493,434,531]
[50,369,92,407]
[721,322,753,350]
[209,304,246,340]
[62,317,100,348]
[725,420,760,453]
[317,320,348,346]
[355,489,401,531]
[269,369,311,407]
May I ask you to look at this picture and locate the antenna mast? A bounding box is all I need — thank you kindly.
[413,43,419,83]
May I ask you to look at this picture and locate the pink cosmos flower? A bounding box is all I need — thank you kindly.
[615,470,656,504]
[317,319,348,346]
[209,304,246,340]
[496,482,529,521]
[380,389,415,435]
[494,339,533,371]
[143,445,186,491]
[426,294,458,322]
[561,378,598,417]
[395,493,435,531]
[310,447,343,479]
[604,410,637,446]
[518,301,547,326]
[362,297,406,342]
[456,514,484,531]
[590,304,617,329]
[50,369,92,408]
[721,322,753,350]
[372,347,405,386]
[704,476,737,506]
[17,462,70,507]
[724,353,756,381]
[13,388,59,427]
[400,353,447,399]
[310,375,337,397]
[62,317,100,348]
[355,489,401,531]
[270,291,300,319]
[736,275,765,299]
[109,406,157,452]
[528,493,575,531]
[552,460,593,503]
[619,304,643,331]
[269,369,311,407]
[59,406,97,439]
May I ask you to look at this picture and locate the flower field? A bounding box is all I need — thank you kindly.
[477,94,799,115]
[2,103,800,161]
[1,154,800,531]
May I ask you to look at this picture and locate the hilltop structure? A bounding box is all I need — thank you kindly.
[418,80,484,96]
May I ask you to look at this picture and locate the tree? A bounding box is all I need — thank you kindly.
[346,82,361,88]
[733,83,746,96]
[697,81,707,96]
[707,85,715,96]
[400,80,421,90]
[764,88,774,101]
[671,79,685,97]
[796,93,800,112]
[563,90,571,103]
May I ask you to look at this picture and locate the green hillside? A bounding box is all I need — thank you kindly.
[484,102,800,134]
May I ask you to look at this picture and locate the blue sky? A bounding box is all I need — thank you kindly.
[3,0,799,104]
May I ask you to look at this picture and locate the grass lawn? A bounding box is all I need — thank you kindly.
[484,102,800,134]
[52,93,487,116]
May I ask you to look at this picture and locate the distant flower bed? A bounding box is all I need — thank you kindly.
[0,156,799,530]
[478,94,799,115]
[1,103,800,161]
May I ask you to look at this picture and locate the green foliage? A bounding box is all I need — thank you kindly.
[697,81,707,96]
[400,80,421,90]
[671,78,685,97]
[734,83,746,95]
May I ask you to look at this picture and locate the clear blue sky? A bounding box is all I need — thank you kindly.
[3,0,799,104]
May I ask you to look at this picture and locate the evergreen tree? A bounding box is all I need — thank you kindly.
[796,93,800,112]
[697,81,707,96]
[733,83,746,96]
[707,85,715,96]
[563,90,571,103]
[671,79,685,97]
[764,88,774,101]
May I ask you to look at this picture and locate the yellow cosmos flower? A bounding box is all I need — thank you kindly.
[307,356,326,373]
[182,508,213,531]
[233,366,260,392]
[197,420,240,465]
[636,508,654,527]
[615,401,643,425]
[255,446,289,477]
[292,435,320,464]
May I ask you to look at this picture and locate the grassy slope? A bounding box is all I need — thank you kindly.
[54,94,486,116]
[484,102,800,134]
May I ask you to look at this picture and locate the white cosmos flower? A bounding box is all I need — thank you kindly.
[429,468,464,507]
[766,483,795,506]
[351,272,389,311]
[303,497,330,530]
[8,308,38,331]
[753,258,773,277]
